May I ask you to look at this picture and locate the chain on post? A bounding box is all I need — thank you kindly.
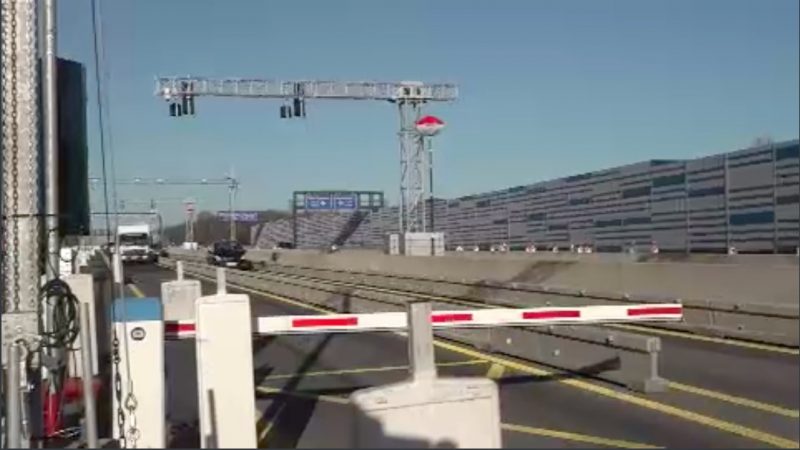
[112,330,127,448]
[112,325,140,448]
[1,0,21,313]
[124,381,140,448]
[19,0,41,312]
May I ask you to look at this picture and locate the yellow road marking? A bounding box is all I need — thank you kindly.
[608,323,800,356]
[257,385,349,405]
[500,423,662,448]
[256,386,661,448]
[255,402,287,447]
[180,268,800,449]
[270,268,800,356]
[431,340,799,449]
[668,381,800,419]
[259,359,487,382]
[128,283,146,298]
[267,271,486,309]
[486,363,506,380]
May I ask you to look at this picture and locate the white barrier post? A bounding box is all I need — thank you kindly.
[216,267,226,294]
[407,302,436,381]
[111,297,166,448]
[161,262,202,427]
[161,266,202,322]
[64,274,99,378]
[350,302,502,448]
[195,289,256,448]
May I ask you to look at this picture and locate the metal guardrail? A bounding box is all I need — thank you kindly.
[163,257,669,393]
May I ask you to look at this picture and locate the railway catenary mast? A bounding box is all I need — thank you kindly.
[153,77,458,235]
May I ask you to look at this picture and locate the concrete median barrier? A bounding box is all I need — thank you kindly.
[253,262,800,348]
[168,253,800,346]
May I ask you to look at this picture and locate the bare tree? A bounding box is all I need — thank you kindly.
[751,135,774,147]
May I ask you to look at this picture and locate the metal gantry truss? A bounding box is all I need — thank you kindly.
[89,175,239,240]
[89,176,236,187]
[154,76,458,234]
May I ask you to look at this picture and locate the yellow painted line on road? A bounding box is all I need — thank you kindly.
[259,359,487,382]
[269,268,800,356]
[269,271,487,309]
[500,423,662,448]
[607,323,800,356]
[257,385,349,405]
[431,340,799,449]
[486,363,506,380]
[179,268,800,449]
[667,381,800,419]
[256,386,661,448]
[255,402,287,448]
[128,283,146,298]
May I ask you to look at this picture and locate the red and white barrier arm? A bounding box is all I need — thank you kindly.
[165,320,197,339]
[165,303,682,339]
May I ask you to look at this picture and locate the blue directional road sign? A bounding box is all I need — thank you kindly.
[333,195,357,210]
[216,211,260,223]
[305,195,333,210]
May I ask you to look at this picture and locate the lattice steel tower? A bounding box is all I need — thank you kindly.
[153,77,458,234]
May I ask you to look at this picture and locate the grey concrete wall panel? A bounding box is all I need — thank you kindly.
[728,164,774,191]
[221,251,800,346]
[255,139,797,253]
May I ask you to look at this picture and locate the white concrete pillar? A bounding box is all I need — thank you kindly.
[65,274,98,378]
[111,297,166,448]
[161,275,202,426]
[195,292,256,448]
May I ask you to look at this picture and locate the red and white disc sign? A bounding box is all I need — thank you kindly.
[415,115,445,136]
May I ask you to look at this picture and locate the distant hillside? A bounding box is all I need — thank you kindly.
[163,209,290,245]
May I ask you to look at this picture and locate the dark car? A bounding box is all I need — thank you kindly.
[206,240,253,270]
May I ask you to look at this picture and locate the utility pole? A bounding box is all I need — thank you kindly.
[154,77,457,235]
[43,0,59,281]
[185,200,196,243]
[42,2,62,440]
[227,167,237,241]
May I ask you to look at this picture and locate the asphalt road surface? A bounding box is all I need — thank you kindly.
[125,264,799,448]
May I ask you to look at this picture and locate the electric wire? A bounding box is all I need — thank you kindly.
[89,0,112,245]
[89,1,139,445]
[38,279,80,353]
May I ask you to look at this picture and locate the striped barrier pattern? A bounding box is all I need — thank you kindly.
[165,303,682,339]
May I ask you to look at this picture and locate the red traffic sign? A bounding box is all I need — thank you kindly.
[415,115,445,136]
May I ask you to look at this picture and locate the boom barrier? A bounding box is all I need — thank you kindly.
[101,260,684,448]
[163,303,682,339]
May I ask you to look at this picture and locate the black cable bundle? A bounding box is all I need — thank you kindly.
[38,278,81,351]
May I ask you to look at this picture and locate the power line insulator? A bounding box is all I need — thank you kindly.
[169,102,177,117]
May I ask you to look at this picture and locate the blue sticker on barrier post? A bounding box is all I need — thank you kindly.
[111,297,163,323]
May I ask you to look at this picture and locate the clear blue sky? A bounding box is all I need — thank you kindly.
[59,0,800,226]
